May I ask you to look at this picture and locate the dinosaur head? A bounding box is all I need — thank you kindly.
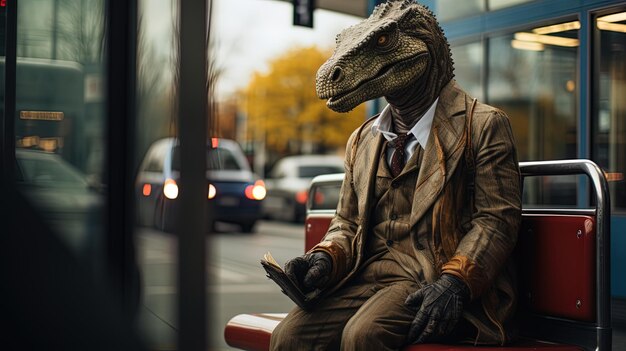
[316,0,454,114]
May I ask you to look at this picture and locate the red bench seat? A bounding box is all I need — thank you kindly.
[224,313,583,351]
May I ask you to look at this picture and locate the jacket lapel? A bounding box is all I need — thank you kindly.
[409,81,470,227]
[352,129,384,220]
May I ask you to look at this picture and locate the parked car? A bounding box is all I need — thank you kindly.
[15,148,104,254]
[136,138,266,233]
[262,154,344,222]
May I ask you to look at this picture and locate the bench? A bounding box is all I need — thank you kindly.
[225,160,611,351]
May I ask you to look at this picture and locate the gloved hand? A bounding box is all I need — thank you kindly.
[405,274,470,343]
[284,252,332,293]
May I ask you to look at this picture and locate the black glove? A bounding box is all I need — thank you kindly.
[405,274,470,343]
[284,252,332,293]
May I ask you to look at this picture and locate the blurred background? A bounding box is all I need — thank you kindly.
[1,0,625,350]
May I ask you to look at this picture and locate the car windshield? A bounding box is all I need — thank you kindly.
[172,146,243,171]
[298,165,343,178]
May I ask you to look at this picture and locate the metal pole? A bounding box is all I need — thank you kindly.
[177,0,208,349]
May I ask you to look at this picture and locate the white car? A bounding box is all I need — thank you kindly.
[262,154,344,222]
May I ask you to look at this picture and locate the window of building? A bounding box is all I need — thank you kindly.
[593,10,626,212]
[437,0,537,22]
[487,21,579,206]
[14,0,107,258]
[488,0,535,11]
[450,41,483,100]
[436,0,485,22]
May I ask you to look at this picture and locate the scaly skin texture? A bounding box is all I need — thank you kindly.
[316,0,454,130]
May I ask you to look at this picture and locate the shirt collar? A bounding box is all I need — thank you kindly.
[371,98,438,149]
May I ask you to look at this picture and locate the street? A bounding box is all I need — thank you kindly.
[136,220,304,350]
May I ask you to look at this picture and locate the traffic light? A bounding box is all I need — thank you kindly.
[293,0,314,28]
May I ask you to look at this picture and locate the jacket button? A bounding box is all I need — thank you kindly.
[390,213,398,220]
[415,243,425,250]
[386,239,394,246]
[391,181,399,188]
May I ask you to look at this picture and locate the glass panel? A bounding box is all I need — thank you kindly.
[522,175,579,208]
[488,21,579,206]
[451,41,483,100]
[489,0,535,11]
[309,182,342,211]
[298,165,344,178]
[594,11,626,212]
[134,0,179,349]
[436,0,485,22]
[13,0,107,262]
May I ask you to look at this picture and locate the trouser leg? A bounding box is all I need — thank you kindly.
[270,279,420,351]
[340,280,418,351]
[269,281,376,351]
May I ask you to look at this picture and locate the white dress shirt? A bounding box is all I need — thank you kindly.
[371,98,438,166]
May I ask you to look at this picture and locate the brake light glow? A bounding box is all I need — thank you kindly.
[163,179,179,199]
[142,183,152,196]
[208,184,217,199]
[314,191,324,205]
[245,180,266,200]
[295,190,308,204]
[211,138,219,148]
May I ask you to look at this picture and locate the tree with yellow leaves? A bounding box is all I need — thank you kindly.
[240,46,366,158]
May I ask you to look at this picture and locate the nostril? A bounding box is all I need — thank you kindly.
[331,66,343,82]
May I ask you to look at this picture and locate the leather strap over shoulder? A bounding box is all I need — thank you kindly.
[464,98,478,210]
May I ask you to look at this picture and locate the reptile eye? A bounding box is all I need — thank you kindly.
[377,34,388,46]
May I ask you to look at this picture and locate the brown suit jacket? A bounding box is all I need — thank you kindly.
[312,80,522,345]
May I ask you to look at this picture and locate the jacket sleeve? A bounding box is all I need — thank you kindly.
[309,129,361,286]
[441,110,522,300]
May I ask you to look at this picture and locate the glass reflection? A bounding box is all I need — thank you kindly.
[488,21,578,205]
[594,11,626,212]
[13,0,106,261]
[134,0,179,349]
[436,0,484,22]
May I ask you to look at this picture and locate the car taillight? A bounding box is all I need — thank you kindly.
[295,190,308,204]
[163,179,178,199]
[142,183,152,196]
[208,183,217,199]
[245,180,266,200]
